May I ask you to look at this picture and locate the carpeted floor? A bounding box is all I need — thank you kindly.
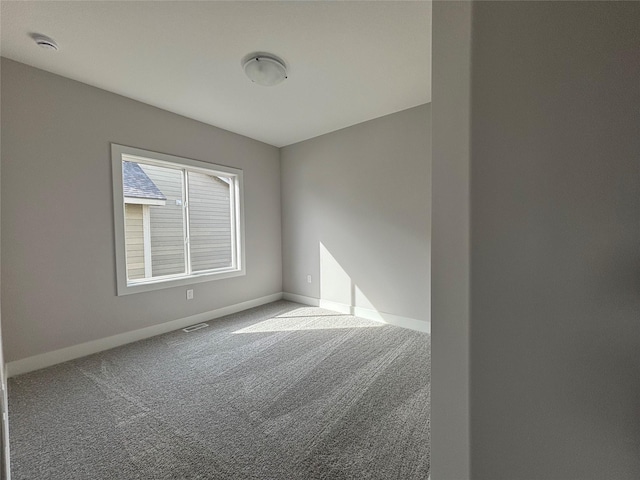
[8,301,430,479]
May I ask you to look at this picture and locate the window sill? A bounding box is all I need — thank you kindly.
[117,268,245,296]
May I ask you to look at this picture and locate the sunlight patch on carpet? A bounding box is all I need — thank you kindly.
[232,312,382,334]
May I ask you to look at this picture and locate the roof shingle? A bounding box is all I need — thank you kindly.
[122,161,166,200]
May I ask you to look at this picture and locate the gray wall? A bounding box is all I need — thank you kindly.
[281,104,431,323]
[432,1,640,479]
[1,58,282,362]
[430,1,472,478]
[0,54,9,479]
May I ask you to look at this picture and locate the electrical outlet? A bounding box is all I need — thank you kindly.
[186,289,194,300]
[307,275,312,284]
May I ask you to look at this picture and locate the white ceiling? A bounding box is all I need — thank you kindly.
[1,1,431,147]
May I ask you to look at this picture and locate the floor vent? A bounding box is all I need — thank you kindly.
[183,323,209,333]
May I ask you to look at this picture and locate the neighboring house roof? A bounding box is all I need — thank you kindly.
[123,161,166,200]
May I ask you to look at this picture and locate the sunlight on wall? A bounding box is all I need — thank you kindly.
[319,242,352,306]
[314,244,430,334]
[354,285,376,311]
[319,242,381,317]
[232,308,382,333]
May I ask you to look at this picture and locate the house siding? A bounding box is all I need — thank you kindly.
[188,172,232,271]
[129,164,233,277]
[139,164,186,277]
[124,203,145,280]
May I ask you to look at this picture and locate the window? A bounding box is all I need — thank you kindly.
[112,144,245,295]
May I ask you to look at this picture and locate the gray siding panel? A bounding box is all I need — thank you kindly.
[188,172,232,271]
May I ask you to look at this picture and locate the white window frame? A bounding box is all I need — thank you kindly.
[112,144,246,296]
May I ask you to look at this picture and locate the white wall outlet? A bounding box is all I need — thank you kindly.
[186,289,194,300]
[307,275,312,284]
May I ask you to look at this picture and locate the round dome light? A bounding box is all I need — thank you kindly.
[32,34,59,51]
[242,54,287,87]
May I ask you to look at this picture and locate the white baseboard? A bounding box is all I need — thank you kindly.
[353,306,430,333]
[8,292,428,377]
[284,293,430,334]
[6,292,284,378]
[282,292,320,306]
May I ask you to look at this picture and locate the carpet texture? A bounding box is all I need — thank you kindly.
[8,301,430,479]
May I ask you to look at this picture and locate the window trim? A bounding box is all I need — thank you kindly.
[111,143,246,296]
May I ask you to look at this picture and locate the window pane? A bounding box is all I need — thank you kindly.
[122,161,186,279]
[187,171,233,271]
[142,164,186,277]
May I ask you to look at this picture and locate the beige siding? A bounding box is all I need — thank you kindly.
[188,172,232,271]
[140,164,186,276]
[124,204,145,280]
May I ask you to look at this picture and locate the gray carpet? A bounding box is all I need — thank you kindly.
[8,301,430,479]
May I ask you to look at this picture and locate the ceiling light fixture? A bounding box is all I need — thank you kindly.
[31,34,59,51]
[242,53,287,87]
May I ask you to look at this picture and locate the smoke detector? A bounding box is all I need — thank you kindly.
[31,34,59,51]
